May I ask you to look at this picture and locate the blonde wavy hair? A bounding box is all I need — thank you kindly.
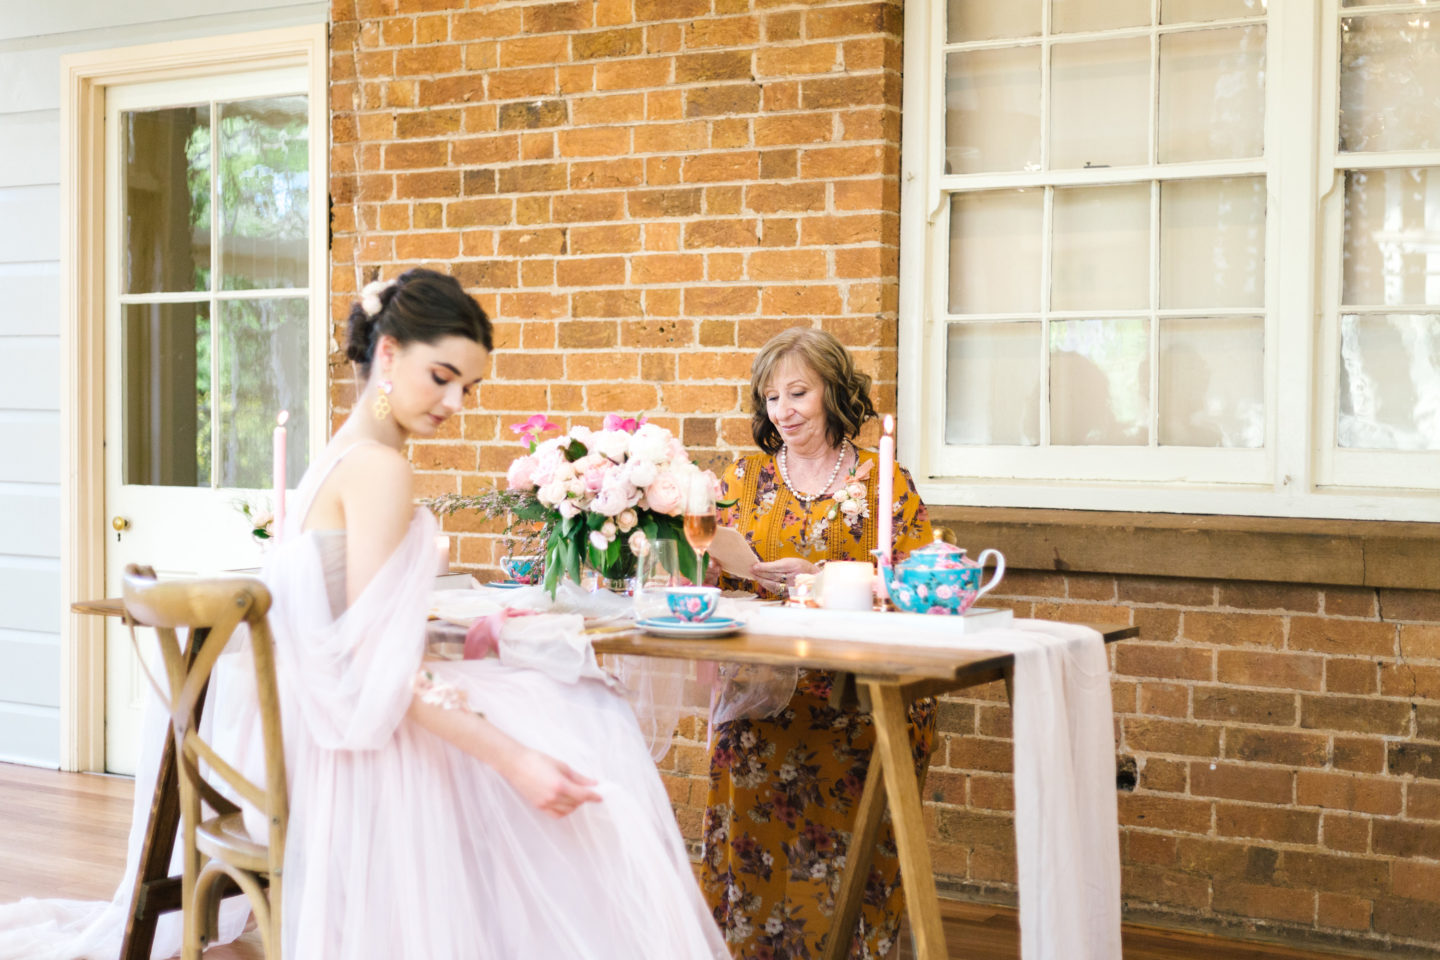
[748,327,877,454]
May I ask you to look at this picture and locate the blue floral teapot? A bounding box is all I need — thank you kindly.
[875,533,1006,616]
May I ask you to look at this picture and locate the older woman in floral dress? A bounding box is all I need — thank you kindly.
[702,327,934,960]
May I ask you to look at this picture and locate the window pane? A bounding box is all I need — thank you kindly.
[948,0,1041,42]
[1050,318,1151,444]
[1159,26,1266,162]
[1340,13,1440,154]
[1159,317,1265,447]
[1052,184,1150,311]
[1161,0,1267,23]
[217,96,309,291]
[123,105,211,294]
[1343,168,1440,306]
[1050,38,1149,170]
[1160,177,1266,309]
[945,48,1042,175]
[949,190,1044,314]
[946,323,1041,445]
[1338,313,1440,450]
[1051,0,1149,33]
[215,298,309,488]
[123,302,211,486]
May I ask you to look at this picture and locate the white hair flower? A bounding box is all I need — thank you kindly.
[360,277,395,318]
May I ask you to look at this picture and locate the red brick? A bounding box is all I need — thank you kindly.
[1183,611,1284,648]
[1325,587,1378,618]
[1220,582,1321,613]
[1325,657,1379,694]
[1190,762,1293,804]
[1289,618,1397,658]
[1193,686,1296,725]
[1140,757,1188,792]
[1373,820,1440,859]
[1213,882,1315,924]
[1321,813,1371,853]
[1138,682,1188,718]
[1125,831,1178,866]
[1216,803,1320,844]
[1216,649,1324,691]
[1401,624,1440,661]
[1114,643,1213,682]
[755,42,839,77]
[1333,737,1387,774]
[1374,896,1440,940]
[1124,718,1220,758]
[1118,795,1212,834]
[1121,865,1210,910]
[1410,782,1440,819]
[1392,860,1440,903]
[1379,588,1440,622]
[1300,695,1410,736]
[1297,772,1404,816]
[1225,729,1329,767]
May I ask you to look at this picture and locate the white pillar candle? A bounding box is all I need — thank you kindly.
[435,535,451,576]
[273,410,289,543]
[820,560,875,612]
[875,415,895,602]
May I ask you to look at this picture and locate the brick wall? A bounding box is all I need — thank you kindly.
[328,0,1440,955]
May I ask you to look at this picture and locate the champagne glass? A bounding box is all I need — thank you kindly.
[683,473,717,583]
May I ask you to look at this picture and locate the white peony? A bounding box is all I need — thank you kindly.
[628,529,649,556]
[846,482,866,501]
[591,429,631,462]
[558,500,580,519]
[616,508,638,531]
[840,497,863,516]
[600,520,617,538]
[537,481,567,507]
[628,423,671,462]
[625,458,657,488]
[589,530,610,551]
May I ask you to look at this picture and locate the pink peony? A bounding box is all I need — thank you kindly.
[645,470,685,515]
[506,455,538,491]
[628,529,649,556]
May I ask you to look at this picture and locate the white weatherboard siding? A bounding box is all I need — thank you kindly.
[0,0,325,767]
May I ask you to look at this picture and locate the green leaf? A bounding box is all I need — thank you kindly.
[561,513,579,537]
[586,511,606,530]
[564,535,582,584]
[563,439,587,462]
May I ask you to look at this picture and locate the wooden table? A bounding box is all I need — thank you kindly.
[79,595,1133,960]
[589,621,1137,960]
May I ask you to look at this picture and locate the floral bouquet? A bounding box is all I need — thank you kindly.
[428,414,723,596]
[233,497,275,542]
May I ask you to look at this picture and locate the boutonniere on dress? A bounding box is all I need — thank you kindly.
[826,458,875,521]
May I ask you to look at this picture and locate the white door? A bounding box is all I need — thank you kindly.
[103,69,322,774]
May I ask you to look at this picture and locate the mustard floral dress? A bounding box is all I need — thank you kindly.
[701,448,934,960]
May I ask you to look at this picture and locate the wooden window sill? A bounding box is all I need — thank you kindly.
[927,507,1439,591]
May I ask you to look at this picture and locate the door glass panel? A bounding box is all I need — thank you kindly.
[123,301,211,486]
[1050,318,1151,445]
[123,105,211,294]
[1052,183,1150,311]
[946,323,1042,445]
[217,96,309,291]
[948,0,1041,42]
[1160,177,1266,308]
[1161,0,1267,22]
[214,298,310,489]
[1050,38,1150,170]
[1159,26,1266,162]
[945,47,1043,175]
[1338,313,1440,450]
[949,190,1044,314]
[1343,168,1440,306]
[1340,13,1440,154]
[1159,317,1265,447]
[1051,0,1150,33]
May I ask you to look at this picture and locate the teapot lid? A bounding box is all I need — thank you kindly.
[900,530,967,569]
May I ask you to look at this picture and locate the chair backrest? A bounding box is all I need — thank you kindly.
[121,565,288,870]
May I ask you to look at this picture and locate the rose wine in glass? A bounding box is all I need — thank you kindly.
[684,473,717,581]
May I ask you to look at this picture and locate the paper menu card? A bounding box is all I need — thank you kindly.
[709,524,761,576]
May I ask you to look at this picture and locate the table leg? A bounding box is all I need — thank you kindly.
[820,745,887,960]
[868,681,947,960]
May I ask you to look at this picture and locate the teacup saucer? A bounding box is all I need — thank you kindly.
[481,580,527,590]
[635,615,744,639]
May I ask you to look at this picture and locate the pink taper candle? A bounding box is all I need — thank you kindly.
[273,410,289,543]
[876,415,895,601]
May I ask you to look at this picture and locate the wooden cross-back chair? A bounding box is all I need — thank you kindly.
[121,564,288,960]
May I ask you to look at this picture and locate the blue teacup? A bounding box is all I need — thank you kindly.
[500,554,542,585]
[663,586,720,623]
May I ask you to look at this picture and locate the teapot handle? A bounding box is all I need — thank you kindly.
[973,549,1006,600]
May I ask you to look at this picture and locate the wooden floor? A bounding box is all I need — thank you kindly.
[1,762,1356,960]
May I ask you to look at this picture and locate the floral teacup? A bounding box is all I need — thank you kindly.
[500,554,543,585]
[663,586,720,623]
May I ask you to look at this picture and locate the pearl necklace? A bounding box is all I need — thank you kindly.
[778,439,850,505]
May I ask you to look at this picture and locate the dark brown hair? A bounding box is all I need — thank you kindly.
[748,327,877,454]
[345,268,493,378]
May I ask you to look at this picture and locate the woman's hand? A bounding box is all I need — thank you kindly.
[750,557,819,596]
[499,746,603,819]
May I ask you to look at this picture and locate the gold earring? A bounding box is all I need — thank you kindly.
[373,380,393,420]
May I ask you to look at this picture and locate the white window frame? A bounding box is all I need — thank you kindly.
[59,25,328,771]
[898,0,1440,522]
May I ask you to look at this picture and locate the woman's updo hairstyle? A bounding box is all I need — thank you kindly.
[748,326,877,454]
[345,267,493,378]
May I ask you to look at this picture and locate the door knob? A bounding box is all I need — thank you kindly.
[112,516,130,541]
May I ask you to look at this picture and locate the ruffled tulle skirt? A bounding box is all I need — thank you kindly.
[281,658,727,960]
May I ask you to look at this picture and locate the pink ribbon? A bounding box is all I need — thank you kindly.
[463,608,541,660]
